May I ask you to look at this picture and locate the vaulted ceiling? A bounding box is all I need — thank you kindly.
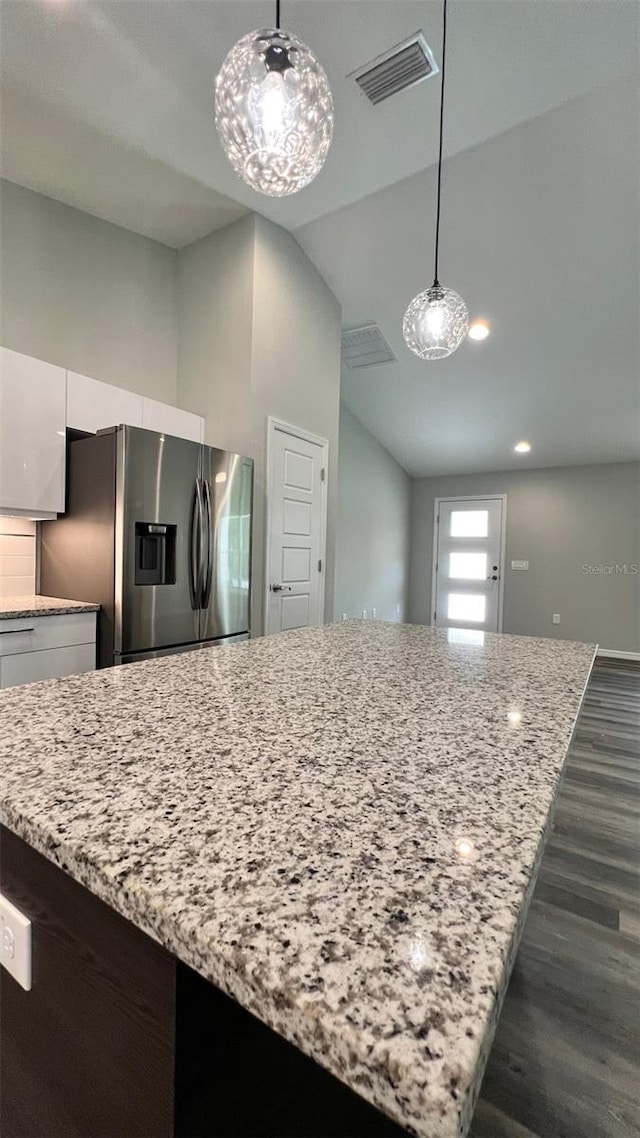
[1,0,638,474]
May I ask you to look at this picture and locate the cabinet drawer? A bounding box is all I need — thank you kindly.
[0,643,96,689]
[0,613,96,657]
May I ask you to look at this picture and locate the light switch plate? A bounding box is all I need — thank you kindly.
[0,892,32,991]
[511,560,529,571]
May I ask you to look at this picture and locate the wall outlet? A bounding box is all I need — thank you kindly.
[371,607,377,619]
[553,613,561,625]
[342,612,348,621]
[511,560,529,571]
[362,609,367,619]
[0,892,32,991]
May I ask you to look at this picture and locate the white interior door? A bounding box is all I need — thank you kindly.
[266,423,327,636]
[433,498,505,632]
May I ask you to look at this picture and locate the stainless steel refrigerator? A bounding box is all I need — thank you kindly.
[40,425,253,667]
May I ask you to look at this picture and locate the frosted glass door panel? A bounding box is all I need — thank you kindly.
[449,552,487,580]
[447,594,486,623]
[450,510,488,537]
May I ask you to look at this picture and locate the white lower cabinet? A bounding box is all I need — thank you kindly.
[0,612,97,689]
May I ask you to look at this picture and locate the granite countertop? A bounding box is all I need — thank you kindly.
[0,621,595,1137]
[0,595,100,619]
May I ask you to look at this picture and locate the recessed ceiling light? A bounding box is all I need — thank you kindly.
[468,320,490,341]
[514,441,531,453]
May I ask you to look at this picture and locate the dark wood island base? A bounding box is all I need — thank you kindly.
[0,827,405,1138]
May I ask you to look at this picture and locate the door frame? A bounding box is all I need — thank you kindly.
[264,416,329,635]
[430,494,508,632]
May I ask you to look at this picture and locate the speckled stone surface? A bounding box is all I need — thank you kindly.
[0,621,595,1137]
[0,595,100,619]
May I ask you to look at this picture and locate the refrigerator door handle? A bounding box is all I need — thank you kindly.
[190,478,205,611]
[201,478,214,610]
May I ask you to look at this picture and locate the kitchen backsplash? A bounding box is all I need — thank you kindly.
[0,518,36,596]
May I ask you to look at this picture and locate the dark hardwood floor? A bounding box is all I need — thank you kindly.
[472,657,640,1138]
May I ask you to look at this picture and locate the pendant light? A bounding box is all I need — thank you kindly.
[403,0,469,360]
[215,0,334,197]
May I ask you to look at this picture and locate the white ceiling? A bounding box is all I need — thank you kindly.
[1,0,638,474]
[1,1,637,237]
[298,76,640,475]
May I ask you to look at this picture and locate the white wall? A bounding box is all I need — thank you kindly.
[410,462,640,653]
[178,214,342,635]
[177,214,255,453]
[0,179,178,401]
[335,404,410,622]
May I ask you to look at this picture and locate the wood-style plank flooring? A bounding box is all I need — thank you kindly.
[472,657,640,1138]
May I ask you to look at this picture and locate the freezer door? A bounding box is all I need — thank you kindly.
[117,426,202,655]
[200,448,253,641]
[115,633,249,667]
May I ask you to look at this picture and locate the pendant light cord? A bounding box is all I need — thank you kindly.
[276,0,280,28]
[433,0,448,288]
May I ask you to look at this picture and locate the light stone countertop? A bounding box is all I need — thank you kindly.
[0,595,100,619]
[0,620,596,1137]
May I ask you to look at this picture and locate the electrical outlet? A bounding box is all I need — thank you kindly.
[342,612,348,622]
[553,613,561,625]
[0,893,31,991]
[362,609,367,619]
[371,607,377,619]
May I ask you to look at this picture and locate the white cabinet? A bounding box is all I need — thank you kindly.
[67,371,204,444]
[0,348,66,519]
[67,371,143,434]
[0,611,96,689]
[141,397,204,443]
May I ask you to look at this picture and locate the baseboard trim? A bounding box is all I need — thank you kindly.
[597,649,640,661]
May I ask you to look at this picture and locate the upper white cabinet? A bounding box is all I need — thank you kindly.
[141,396,204,443]
[0,348,66,518]
[67,371,143,434]
[67,371,204,444]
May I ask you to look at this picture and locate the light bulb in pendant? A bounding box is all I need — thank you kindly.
[215,28,333,197]
[248,70,292,146]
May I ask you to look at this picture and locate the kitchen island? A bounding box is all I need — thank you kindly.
[0,620,595,1137]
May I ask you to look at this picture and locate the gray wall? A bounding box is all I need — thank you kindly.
[335,404,411,622]
[178,214,342,636]
[410,462,640,652]
[0,179,178,401]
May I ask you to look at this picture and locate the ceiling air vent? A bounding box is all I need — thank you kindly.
[349,32,439,106]
[341,325,397,369]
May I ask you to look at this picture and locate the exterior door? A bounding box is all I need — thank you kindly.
[433,497,505,632]
[265,423,327,636]
[200,447,253,642]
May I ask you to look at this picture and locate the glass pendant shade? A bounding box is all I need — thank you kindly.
[403,284,469,360]
[215,28,334,197]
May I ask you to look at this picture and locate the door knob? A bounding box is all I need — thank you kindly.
[272,584,292,592]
